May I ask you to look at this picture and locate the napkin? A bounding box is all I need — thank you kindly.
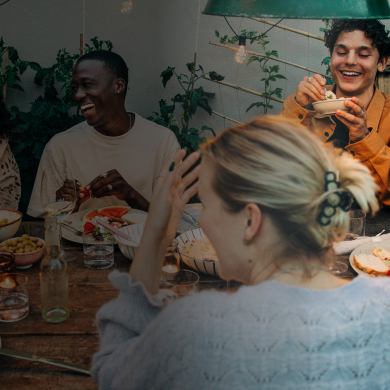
[114,223,145,247]
[333,233,390,255]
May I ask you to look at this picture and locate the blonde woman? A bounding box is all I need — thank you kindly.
[92,116,390,389]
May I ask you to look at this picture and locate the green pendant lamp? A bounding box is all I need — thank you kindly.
[203,0,390,19]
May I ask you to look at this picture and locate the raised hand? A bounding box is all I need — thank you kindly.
[295,74,327,107]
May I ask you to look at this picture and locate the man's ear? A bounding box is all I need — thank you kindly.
[243,203,262,244]
[378,56,388,73]
[115,78,126,94]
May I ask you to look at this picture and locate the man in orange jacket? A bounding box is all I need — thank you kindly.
[280,19,390,206]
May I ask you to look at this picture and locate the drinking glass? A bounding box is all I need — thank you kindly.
[83,234,114,269]
[162,270,199,298]
[41,168,78,261]
[0,273,29,322]
[347,210,366,239]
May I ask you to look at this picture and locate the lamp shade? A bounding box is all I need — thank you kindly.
[203,0,390,19]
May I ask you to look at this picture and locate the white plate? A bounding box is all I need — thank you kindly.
[61,208,148,244]
[349,241,390,277]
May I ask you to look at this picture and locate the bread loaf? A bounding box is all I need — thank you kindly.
[354,254,389,276]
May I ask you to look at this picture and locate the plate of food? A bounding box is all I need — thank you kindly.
[61,205,148,244]
[176,228,220,276]
[312,91,352,116]
[349,242,390,277]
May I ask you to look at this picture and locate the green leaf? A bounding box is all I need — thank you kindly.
[246,102,266,113]
[160,67,175,88]
[10,84,24,92]
[247,56,261,66]
[186,62,194,73]
[201,125,216,136]
[208,71,225,81]
[215,30,220,38]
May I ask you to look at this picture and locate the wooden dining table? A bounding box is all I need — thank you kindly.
[1,208,390,389]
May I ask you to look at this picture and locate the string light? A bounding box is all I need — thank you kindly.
[121,0,133,14]
[234,36,247,64]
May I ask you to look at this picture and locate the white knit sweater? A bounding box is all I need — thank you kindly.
[92,271,390,389]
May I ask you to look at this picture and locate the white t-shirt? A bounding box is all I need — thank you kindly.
[27,113,180,217]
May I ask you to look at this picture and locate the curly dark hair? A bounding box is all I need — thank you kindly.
[0,91,11,140]
[324,19,390,61]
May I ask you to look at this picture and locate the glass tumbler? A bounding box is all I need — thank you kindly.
[83,234,114,269]
[0,273,29,322]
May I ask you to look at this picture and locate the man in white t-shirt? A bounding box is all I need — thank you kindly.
[27,50,180,217]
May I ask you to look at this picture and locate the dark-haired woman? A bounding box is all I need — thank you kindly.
[0,92,20,209]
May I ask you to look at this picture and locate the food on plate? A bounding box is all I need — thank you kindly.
[81,206,134,238]
[354,253,389,276]
[324,91,337,100]
[181,236,219,262]
[84,222,95,234]
[97,205,130,219]
[0,218,8,226]
[372,247,390,261]
[1,234,44,254]
[82,206,130,222]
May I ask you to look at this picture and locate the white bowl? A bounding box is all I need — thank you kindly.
[0,210,22,242]
[115,223,144,260]
[312,98,352,116]
[176,228,220,277]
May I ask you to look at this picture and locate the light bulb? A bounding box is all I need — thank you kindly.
[234,36,247,64]
[235,46,247,64]
[121,0,133,13]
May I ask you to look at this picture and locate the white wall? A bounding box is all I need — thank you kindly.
[1,0,390,136]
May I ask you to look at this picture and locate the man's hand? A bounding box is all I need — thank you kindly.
[335,97,369,143]
[86,169,133,200]
[295,74,326,107]
[86,170,149,211]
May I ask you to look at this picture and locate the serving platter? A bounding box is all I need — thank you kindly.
[62,208,148,244]
[61,203,203,244]
[349,241,390,277]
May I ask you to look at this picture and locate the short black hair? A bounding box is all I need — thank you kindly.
[76,50,129,96]
[0,92,11,140]
[324,19,390,62]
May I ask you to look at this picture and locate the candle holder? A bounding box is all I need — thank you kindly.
[162,240,180,281]
[0,273,29,322]
[0,251,15,274]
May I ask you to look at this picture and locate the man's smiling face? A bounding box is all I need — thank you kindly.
[71,59,118,128]
[329,29,387,99]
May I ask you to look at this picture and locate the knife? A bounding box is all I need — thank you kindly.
[0,348,90,375]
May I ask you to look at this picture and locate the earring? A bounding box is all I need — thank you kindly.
[117,90,120,94]
[243,238,251,246]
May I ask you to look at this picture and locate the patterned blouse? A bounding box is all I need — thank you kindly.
[0,139,21,210]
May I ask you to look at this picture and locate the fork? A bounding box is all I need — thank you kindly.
[59,223,83,237]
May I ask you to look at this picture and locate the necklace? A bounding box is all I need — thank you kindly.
[270,265,328,280]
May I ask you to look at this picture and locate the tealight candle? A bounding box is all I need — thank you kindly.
[0,274,17,289]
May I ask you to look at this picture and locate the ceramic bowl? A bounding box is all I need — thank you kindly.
[312,98,352,116]
[115,224,144,260]
[0,210,23,242]
[1,237,45,269]
[176,228,220,277]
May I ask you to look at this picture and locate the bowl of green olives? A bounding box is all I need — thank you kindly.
[0,234,45,269]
